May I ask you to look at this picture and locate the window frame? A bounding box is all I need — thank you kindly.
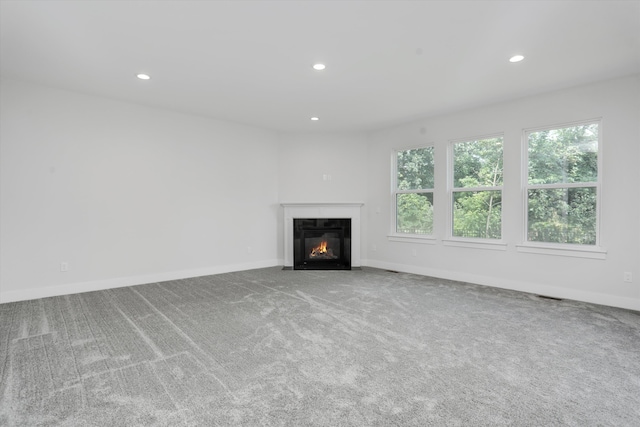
[518,118,605,258]
[446,133,505,246]
[390,145,436,241]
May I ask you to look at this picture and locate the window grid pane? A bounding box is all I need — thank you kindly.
[528,124,598,185]
[397,147,434,190]
[527,187,597,245]
[453,137,503,188]
[396,192,434,235]
[453,191,502,239]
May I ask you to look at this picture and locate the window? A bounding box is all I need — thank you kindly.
[450,136,503,239]
[393,147,434,235]
[525,121,600,246]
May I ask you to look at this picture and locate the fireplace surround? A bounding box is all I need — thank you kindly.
[281,203,363,269]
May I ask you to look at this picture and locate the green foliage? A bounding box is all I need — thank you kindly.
[528,124,598,185]
[453,191,502,239]
[397,193,433,234]
[396,147,434,234]
[528,188,597,244]
[527,124,598,245]
[394,124,598,244]
[452,137,503,239]
[397,147,434,190]
[453,138,503,188]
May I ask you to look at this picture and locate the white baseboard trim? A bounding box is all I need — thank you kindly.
[361,259,640,312]
[0,259,282,304]
[4,258,637,312]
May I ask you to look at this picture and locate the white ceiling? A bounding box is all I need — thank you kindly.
[1,0,639,133]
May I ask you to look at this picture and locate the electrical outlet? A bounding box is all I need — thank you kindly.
[623,272,632,283]
[247,246,252,254]
[60,262,69,272]
[372,244,377,252]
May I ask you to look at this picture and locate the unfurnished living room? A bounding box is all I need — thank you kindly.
[1,1,639,426]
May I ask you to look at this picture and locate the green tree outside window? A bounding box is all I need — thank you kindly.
[452,137,503,239]
[395,147,434,234]
[527,123,599,245]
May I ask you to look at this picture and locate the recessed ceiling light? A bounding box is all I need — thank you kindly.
[509,55,524,63]
[310,117,319,121]
[136,73,151,80]
[312,64,326,71]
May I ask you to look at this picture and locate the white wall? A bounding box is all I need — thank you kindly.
[277,132,369,203]
[276,133,369,260]
[2,76,639,311]
[365,75,640,310]
[0,79,280,302]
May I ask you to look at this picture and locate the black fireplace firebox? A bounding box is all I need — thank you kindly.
[293,218,351,270]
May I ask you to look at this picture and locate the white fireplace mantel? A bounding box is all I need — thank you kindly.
[281,202,364,268]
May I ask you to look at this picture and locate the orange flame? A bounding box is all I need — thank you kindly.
[310,241,328,257]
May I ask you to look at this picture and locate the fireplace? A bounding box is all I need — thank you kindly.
[294,218,351,270]
[281,203,362,269]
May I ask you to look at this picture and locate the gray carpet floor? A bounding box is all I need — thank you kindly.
[0,267,639,426]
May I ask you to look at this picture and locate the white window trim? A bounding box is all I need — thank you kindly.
[443,238,507,251]
[391,145,435,238]
[447,133,505,244]
[516,242,606,259]
[387,234,437,244]
[520,118,605,258]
